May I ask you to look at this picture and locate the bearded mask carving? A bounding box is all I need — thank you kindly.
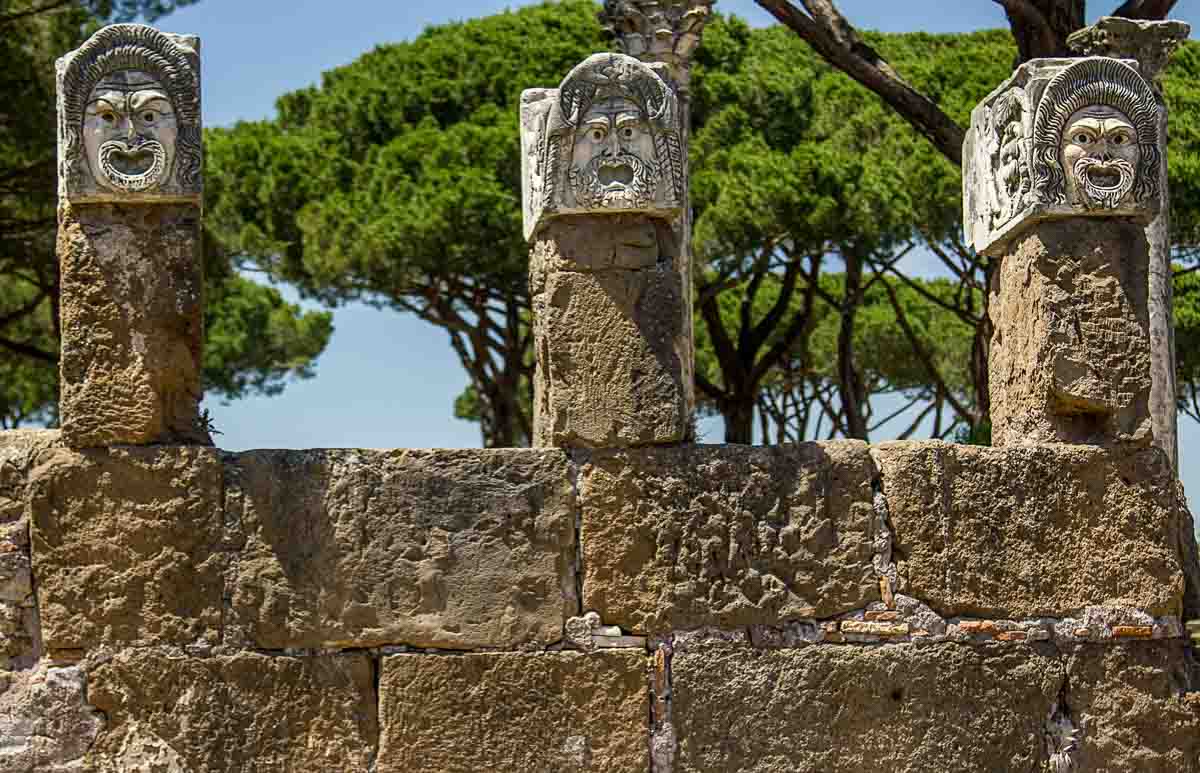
[58,24,201,204]
[965,56,1162,256]
[521,53,684,239]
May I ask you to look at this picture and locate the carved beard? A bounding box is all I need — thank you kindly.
[97,137,168,192]
[1071,155,1135,210]
[569,152,660,210]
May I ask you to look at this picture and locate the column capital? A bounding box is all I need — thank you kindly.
[598,0,715,85]
[1067,16,1190,83]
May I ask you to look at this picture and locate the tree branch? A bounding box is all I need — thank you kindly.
[753,0,965,164]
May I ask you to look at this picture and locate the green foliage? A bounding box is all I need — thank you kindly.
[0,0,331,427]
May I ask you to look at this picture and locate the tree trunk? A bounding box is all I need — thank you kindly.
[837,252,869,439]
[723,394,756,444]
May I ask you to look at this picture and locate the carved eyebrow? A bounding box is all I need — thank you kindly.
[85,96,122,114]
[615,114,642,127]
[130,91,172,111]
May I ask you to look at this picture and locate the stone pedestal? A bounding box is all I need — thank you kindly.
[964,56,1163,448]
[530,215,690,448]
[522,53,692,448]
[55,25,207,448]
[988,219,1152,446]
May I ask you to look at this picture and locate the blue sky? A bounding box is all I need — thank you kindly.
[166,0,1200,510]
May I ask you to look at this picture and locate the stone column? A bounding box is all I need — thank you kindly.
[1067,17,1190,469]
[56,24,209,448]
[522,53,691,448]
[964,56,1164,447]
[599,0,714,442]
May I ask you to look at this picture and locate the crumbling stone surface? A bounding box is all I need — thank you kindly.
[225,448,577,650]
[86,650,376,772]
[0,664,103,772]
[58,203,208,448]
[580,441,879,633]
[30,446,224,651]
[377,651,647,772]
[531,214,691,448]
[671,640,1061,771]
[0,431,59,669]
[873,441,1184,619]
[989,219,1152,447]
[1066,642,1200,771]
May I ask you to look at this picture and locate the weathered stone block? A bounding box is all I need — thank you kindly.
[30,446,224,650]
[225,448,577,649]
[531,215,691,447]
[58,203,208,447]
[874,441,1184,619]
[86,651,376,772]
[377,651,648,772]
[1066,642,1200,771]
[671,641,1062,771]
[989,219,1152,446]
[580,442,880,633]
[0,664,103,773]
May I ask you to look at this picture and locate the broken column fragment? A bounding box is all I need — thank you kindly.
[522,53,693,448]
[964,56,1163,446]
[56,24,209,447]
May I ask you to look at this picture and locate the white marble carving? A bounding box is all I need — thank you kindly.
[58,24,201,204]
[964,56,1161,256]
[521,53,684,240]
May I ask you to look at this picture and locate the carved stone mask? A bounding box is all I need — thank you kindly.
[568,95,660,209]
[1060,105,1139,210]
[83,70,178,194]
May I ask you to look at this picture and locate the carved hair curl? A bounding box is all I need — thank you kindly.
[1031,57,1159,206]
[60,24,201,190]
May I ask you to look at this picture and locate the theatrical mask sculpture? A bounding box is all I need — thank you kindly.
[521,53,684,239]
[964,56,1161,255]
[58,24,201,203]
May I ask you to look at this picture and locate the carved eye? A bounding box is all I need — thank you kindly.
[590,128,606,142]
[1073,132,1092,144]
[620,126,636,140]
[141,111,156,123]
[100,111,117,125]
[1110,132,1129,146]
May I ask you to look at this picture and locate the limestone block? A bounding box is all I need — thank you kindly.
[671,641,1062,771]
[1065,642,1200,771]
[86,651,376,772]
[873,441,1185,619]
[580,442,880,634]
[58,203,208,447]
[989,219,1152,446]
[964,56,1162,256]
[0,665,103,773]
[520,53,683,240]
[377,651,648,772]
[29,446,224,650]
[57,24,201,205]
[1067,16,1191,81]
[225,448,577,650]
[531,215,691,447]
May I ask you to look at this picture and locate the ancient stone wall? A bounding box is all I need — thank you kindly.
[2,429,1198,771]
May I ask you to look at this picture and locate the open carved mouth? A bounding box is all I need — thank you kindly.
[97,139,167,192]
[1072,155,1135,209]
[1085,166,1122,191]
[597,162,634,189]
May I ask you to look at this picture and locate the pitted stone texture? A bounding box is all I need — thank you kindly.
[225,448,576,650]
[989,219,1152,447]
[0,431,59,669]
[377,651,647,772]
[531,215,691,448]
[873,441,1184,619]
[58,203,208,447]
[30,446,223,650]
[86,651,376,772]
[580,442,879,634]
[0,665,103,773]
[1066,642,1200,771]
[672,641,1061,771]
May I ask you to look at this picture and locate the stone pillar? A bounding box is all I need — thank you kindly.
[56,24,209,448]
[521,54,691,448]
[964,56,1164,447]
[1067,17,1190,469]
[599,0,714,442]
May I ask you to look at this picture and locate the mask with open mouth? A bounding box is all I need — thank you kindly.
[569,152,660,210]
[82,69,178,195]
[1061,105,1140,211]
